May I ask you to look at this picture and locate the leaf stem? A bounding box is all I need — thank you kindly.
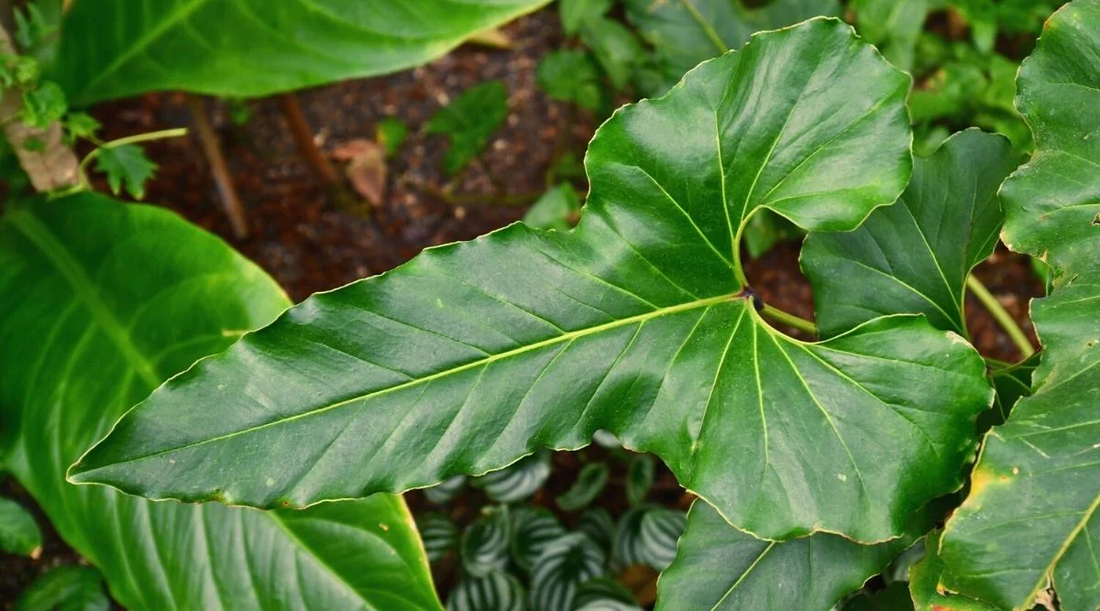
[760,304,817,335]
[679,0,728,54]
[77,127,188,181]
[966,275,1035,358]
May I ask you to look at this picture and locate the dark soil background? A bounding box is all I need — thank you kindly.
[1,7,1045,606]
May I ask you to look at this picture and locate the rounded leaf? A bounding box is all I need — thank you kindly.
[447,572,527,611]
[510,506,567,573]
[530,533,608,611]
[462,507,511,578]
[476,451,552,504]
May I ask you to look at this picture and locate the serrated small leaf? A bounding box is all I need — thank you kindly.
[94,143,157,200]
[524,185,581,232]
[557,463,609,512]
[14,565,108,611]
[638,508,685,571]
[476,450,552,503]
[376,118,408,158]
[462,506,511,578]
[656,500,920,611]
[510,506,567,573]
[63,112,101,142]
[21,81,66,128]
[447,572,526,611]
[531,532,607,611]
[0,496,42,557]
[425,475,467,505]
[536,50,607,114]
[419,512,459,564]
[578,507,615,552]
[426,81,508,175]
[625,455,654,507]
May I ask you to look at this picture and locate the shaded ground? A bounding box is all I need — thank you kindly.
[0,7,1045,605]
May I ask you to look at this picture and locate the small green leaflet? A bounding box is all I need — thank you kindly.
[426,80,508,175]
[851,0,928,70]
[579,18,644,90]
[940,2,1100,609]
[376,117,408,158]
[21,81,66,128]
[557,462,610,512]
[560,0,612,35]
[71,19,989,545]
[0,497,42,557]
[94,143,157,200]
[447,571,526,611]
[574,579,642,611]
[524,184,582,232]
[461,506,511,578]
[14,565,109,611]
[536,50,607,114]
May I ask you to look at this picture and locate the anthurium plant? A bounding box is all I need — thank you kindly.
[49,1,1100,609]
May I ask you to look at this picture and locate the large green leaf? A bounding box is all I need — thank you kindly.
[624,0,841,89]
[0,194,440,610]
[803,129,1021,338]
[939,2,1100,609]
[656,501,914,610]
[51,0,550,105]
[70,19,990,544]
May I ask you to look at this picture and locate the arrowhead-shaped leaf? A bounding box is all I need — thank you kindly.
[0,195,440,610]
[939,2,1100,609]
[803,129,1021,338]
[656,500,917,610]
[70,19,991,543]
[51,0,550,105]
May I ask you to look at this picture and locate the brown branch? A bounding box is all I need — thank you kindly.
[277,93,339,187]
[0,26,78,192]
[186,95,248,239]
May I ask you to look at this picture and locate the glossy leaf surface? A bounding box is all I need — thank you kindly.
[71,19,990,544]
[940,2,1100,609]
[0,195,439,610]
[657,501,912,611]
[803,129,1020,338]
[52,0,550,105]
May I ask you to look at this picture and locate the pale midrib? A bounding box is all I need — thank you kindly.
[711,541,776,609]
[1025,491,1100,608]
[77,0,216,98]
[265,512,377,610]
[10,210,161,389]
[80,292,746,471]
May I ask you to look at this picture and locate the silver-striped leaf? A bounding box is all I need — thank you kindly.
[638,508,686,571]
[556,463,610,512]
[511,506,568,573]
[447,571,527,611]
[530,533,607,611]
[461,506,511,578]
[476,451,552,504]
[419,512,460,564]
